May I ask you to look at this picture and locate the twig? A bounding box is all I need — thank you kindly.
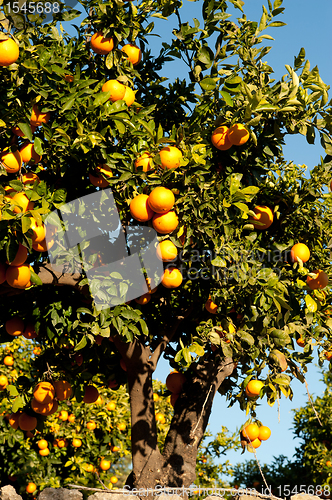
[277,391,280,423]
[304,375,323,426]
[189,384,213,440]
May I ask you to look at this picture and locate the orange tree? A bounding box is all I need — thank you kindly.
[0,0,332,491]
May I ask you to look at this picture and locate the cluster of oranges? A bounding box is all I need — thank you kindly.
[211,123,250,151]
[241,422,271,453]
[5,317,37,339]
[129,186,183,304]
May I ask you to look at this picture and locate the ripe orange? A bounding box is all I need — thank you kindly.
[156,240,178,261]
[159,146,182,169]
[123,86,135,106]
[100,459,111,471]
[4,355,14,366]
[296,337,305,348]
[135,152,153,172]
[130,194,155,222]
[33,381,55,404]
[11,192,34,213]
[211,126,232,151]
[0,149,22,173]
[106,401,116,411]
[324,351,332,361]
[307,270,329,290]
[57,438,68,448]
[135,293,151,305]
[102,80,126,102]
[155,412,166,424]
[246,380,264,397]
[30,104,51,126]
[249,206,273,230]
[90,31,114,55]
[148,187,175,213]
[64,74,74,82]
[258,425,271,441]
[0,263,6,285]
[290,243,310,263]
[18,413,37,431]
[0,374,8,389]
[8,412,20,429]
[72,438,82,447]
[166,372,186,393]
[152,211,179,234]
[111,445,120,452]
[68,414,75,423]
[58,410,69,421]
[5,317,24,336]
[121,43,142,65]
[242,423,259,441]
[248,438,262,450]
[84,463,94,472]
[39,448,50,456]
[22,172,39,184]
[7,243,28,266]
[19,142,42,164]
[87,421,96,430]
[170,393,179,407]
[205,297,218,314]
[32,239,49,252]
[26,482,37,494]
[23,323,37,340]
[37,439,48,450]
[29,218,46,243]
[83,385,99,404]
[6,264,31,288]
[0,38,19,66]
[53,380,73,401]
[117,422,126,431]
[161,267,183,288]
[89,172,109,188]
[110,476,118,484]
[227,124,249,146]
[326,460,332,467]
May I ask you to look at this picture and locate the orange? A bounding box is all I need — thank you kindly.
[87,421,96,430]
[296,337,305,348]
[33,381,55,404]
[307,270,329,290]
[23,323,37,340]
[242,423,259,441]
[227,124,249,146]
[161,267,183,288]
[111,445,120,452]
[5,317,24,336]
[290,243,310,263]
[110,476,118,484]
[326,460,332,467]
[8,412,20,429]
[72,438,82,447]
[0,149,22,173]
[170,393,179,407]
[249,206,273,230]
[159,146,182,169]
[248,438,262,450]
[68,414,75,423]
[106,401,116,411]
[18,413,37,431]
[153,393,159,401]
[121,43,142,65]
[100,459,111,471]
[53,380,73,401]
[19,142,42,164]
[11,192,34,213]
[64,74,74,82]
[135,293,151,305]
[155,412,166,424]
[246,380,264,397]
[205,297,218,314]
[38,439,48,450]
[7,243,28,266]
[117,422,126,431]
[258,425,271,441]
[29,218,46,243]
[148,187,175,213]
[58,410,68,421]
[156,240,178,261]
[90,31,114,55]
[123,86,135,106]
[84,463,94,472]
[211,126,232,151]
[324,351,332,361]
[135,152,153,172]
[57,438,68,448]
[4,355,14,366]
[12,124,36,137]
[152,211,179,234]
[26,482,37,494]
[22,172,39,184]
[30,104,51,126]
[89,172,109,188]
[0,38,19,66]
[130,194,155,222]
[101,80,126,102]
[6,264,31,288]
[83,385,99,403]
[166,372,186,393]
[0,374,8,389]
[32,239,49,252]
[39,448,50,456]
[0,263,6,285]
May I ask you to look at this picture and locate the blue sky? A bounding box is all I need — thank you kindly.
[63,0,332,480]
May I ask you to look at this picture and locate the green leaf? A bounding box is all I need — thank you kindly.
[12,395,24,413]
[74,336,87,351]
[30,269,43,286]
[197,46,213,67]
[305,295,317,313]
[17,122,33,141]
[6,384,19,397]
[211,256,227,267]
[60,97,76,112]
[33,136,44,155]
[200,77,218,91]
[94,92,111,107]
[219,91,233,106]
[182,347,192,363]
[240,332,255,345]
